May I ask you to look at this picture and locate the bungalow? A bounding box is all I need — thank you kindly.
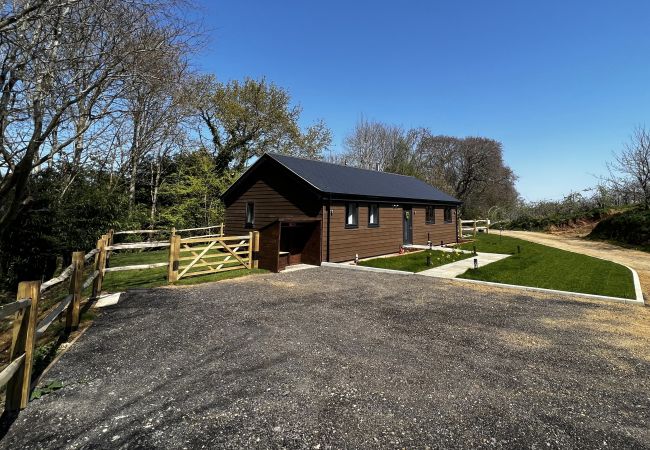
[222,153,462,272]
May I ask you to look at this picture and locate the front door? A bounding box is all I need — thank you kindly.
[403,207,413,245]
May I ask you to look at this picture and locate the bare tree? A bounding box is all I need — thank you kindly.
[0,0,194,235]
[606,126,650,209]
[342,120,519,217]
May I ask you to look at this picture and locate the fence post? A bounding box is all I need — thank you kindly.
[252,231,260,269]
[247,232,254,269]
[473,220,477,237]
[66,251,84,332]
[92,235,107,298]
[6,280,40,411]
[105,229,114,268]
[168,234,180,283]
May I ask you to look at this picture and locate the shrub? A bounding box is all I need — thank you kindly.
[589,208,650,248]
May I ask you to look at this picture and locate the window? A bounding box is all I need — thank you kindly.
[444,207,453,223]
[245,202,254,228]
[426,206,435,224]
[345,203,358,228]
[368,204,379,227]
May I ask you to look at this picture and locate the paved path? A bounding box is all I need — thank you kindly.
[502,230,650,298]
[2,266,649,448]
[419,252,510,278]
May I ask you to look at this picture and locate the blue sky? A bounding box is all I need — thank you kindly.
[190,1,650,201]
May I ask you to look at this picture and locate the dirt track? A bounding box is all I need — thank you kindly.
[502,230,650,299]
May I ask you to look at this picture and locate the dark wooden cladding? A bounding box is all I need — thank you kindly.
[412,206,457,247]
[324,202,402,263]
[258,222,280,272]
[223,158,460,270]
[323,202,458,263]
[224,164,322,236]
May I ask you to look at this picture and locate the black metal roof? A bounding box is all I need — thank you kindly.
[271,153,461,203]
[222,153,462,204]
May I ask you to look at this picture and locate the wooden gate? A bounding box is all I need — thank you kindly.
[168,232,259,281]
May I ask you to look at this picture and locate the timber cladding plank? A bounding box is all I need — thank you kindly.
[224,175,321,236]
[324,202,458,262]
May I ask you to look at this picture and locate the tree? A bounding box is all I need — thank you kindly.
[341,120,519,217]
[0,0,193,237]
[157,148,235,228]
[606,126,650,209]
[188,76,331,175]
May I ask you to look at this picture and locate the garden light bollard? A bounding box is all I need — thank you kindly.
[473,245,477,255]
[474,258,478,269]
[426,255,431,266]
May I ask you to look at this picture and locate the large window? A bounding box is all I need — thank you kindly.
[444,207,453,223]
[426,206,435,224]
[245,202,255,228]
[345,203,358,228]
[368,204,379,227]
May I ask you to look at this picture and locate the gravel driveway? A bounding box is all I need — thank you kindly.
[1,266,649,449]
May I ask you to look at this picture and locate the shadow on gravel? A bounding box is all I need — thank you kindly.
[1,267,649,448]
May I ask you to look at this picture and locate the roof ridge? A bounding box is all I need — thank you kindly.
[266,152,423,180]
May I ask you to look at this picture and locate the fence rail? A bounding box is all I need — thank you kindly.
[169,233,258,281]
[0,223,258,416]
[459,219,491,238]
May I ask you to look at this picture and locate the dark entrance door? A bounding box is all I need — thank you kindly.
[403,207,413,245]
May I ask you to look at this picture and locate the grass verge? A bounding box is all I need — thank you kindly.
[102,249,267,292]
[358,249,472,273]
[457,234,636,299]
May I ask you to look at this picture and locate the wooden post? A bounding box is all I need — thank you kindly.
[6,281,40,411]
[105,229,114,268]
[219,223,224,237]
[252,231,260,269]
[168,234,180,283]
[66,251,84,332]
[247,232,254,269]
[473,220,477,237]
[92,236,107,298]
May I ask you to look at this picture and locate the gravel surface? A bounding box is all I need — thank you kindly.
[1,266,649,449]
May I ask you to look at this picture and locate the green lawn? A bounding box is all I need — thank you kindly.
[102,249,266,292]
[457,233,636,299]
[358,249,472,273]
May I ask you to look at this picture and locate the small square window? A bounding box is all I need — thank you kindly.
[245,202,254,228]
[368,204,379,227]
[444,207,453,223]
[345,203,358,228]
[426,206,435,224]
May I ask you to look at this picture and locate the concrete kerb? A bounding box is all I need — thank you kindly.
[448,277,645,306]
[320,262,414,276]
[320,262,645,306]
[496,232,645,305]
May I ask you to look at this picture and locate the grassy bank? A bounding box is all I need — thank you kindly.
[102,249,266,292]
[358,249,471,273]
[588,208,650,251]
[457,234,636,299]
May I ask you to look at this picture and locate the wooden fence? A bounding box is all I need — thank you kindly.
[0,224,258,414]
[0,246,101,411]
[169,234,258,281]
[459,219,490,238]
